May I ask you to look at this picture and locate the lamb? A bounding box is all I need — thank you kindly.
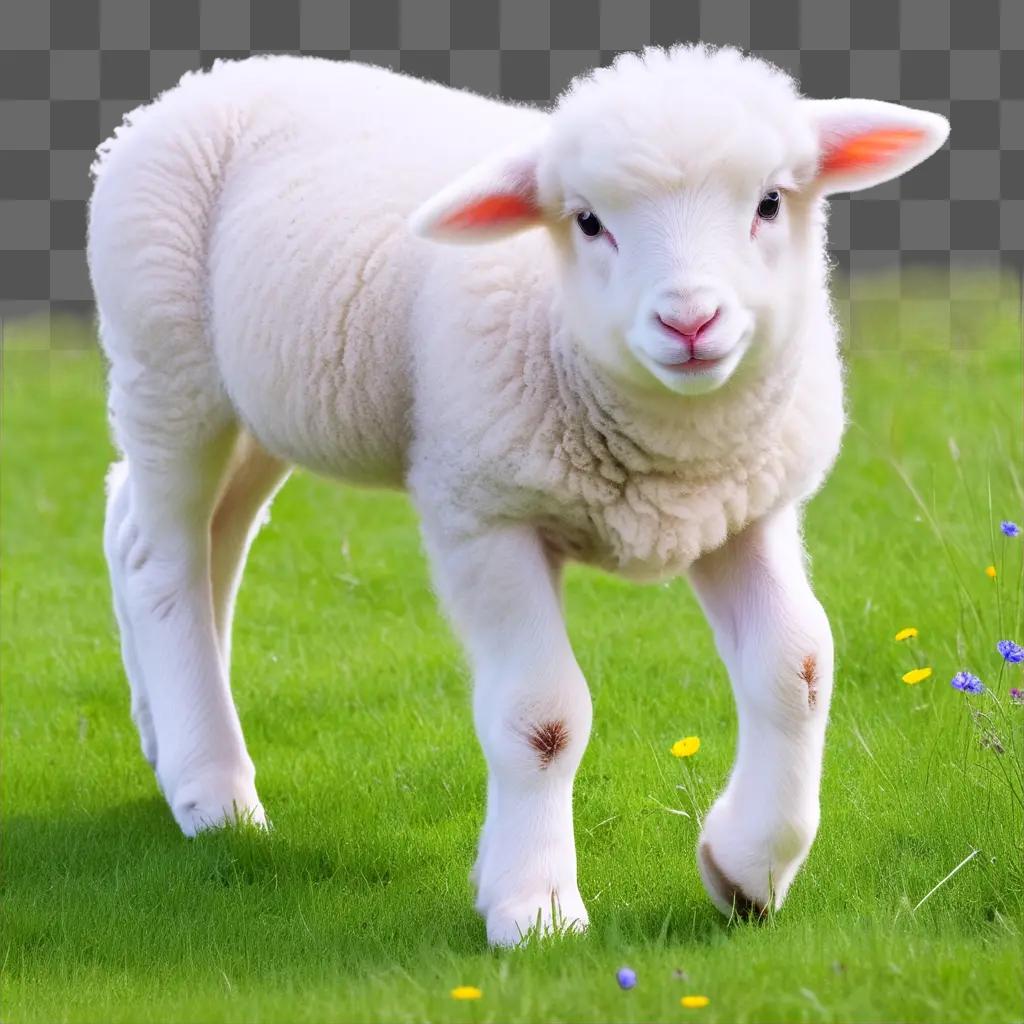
[87,44,948,946]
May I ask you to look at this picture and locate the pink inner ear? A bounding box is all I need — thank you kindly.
[438,193,538,230]
[821,127,926,175]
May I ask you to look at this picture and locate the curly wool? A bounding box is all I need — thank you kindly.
[89,50,844,580]
[408,236,841,579]
[541,44,818,205]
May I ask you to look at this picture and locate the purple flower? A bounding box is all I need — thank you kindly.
[616,967,637,990]
[1000,520,1020,538]
[951,671,984,694]
[997,640,1024,664]
[1011,688,1024,705]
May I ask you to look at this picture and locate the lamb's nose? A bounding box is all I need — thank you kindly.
[657,309,719,345]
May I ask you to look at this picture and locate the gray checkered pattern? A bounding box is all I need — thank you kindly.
[1,0,1021,325]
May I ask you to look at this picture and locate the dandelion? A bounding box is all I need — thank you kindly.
[671,736,701,758]
[616,967,637,990]
[894,627,918,642]
[450,986,482,1001]
[950,671,984,694]
[985,565,997,579]
[1010,688,1024,705]
[997,640,1024,664]
[1000,520,1020,538]
[902,667,933,685]
[681,995,710,1008]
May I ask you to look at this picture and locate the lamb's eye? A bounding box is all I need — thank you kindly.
[757,190,781,221]
[576,210,603,237]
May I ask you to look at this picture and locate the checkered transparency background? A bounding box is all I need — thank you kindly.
[2,0,1023,336]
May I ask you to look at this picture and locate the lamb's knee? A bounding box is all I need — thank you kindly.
[791,607,833,715]
[525,718,571,769]
[762,607,833,720]
[484,692,591,778]
[114,515,207,621]
[799,653,818,710]
[106,512,152,588]
[104,464,160,578]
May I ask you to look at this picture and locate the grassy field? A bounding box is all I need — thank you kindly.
[3,280,1023,1023]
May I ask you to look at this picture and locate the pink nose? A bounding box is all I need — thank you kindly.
[657,309,719,345]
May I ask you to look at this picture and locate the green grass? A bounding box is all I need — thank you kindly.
[3,280,1024,1024]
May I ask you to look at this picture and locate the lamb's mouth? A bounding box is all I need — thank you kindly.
[655,355,725,374]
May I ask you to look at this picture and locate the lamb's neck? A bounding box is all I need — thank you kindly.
[545,310,797,480]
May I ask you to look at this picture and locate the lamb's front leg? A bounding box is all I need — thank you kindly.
[688,504,834,915]
[421,521,592,946]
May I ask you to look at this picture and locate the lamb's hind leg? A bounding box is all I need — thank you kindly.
[687,504,834,915]
[209,434,290,672]
[104,460,157,770]
[106,403,266,835]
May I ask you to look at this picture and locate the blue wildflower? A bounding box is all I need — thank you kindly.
[1010,688,1024,705]
[1000,520,1020,538]
[997,640,1024,663]
[950,671,984,694]
[617,967,637,990]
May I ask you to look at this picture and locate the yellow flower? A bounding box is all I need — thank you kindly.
[681,995,710,1008]
[450,986,482,1001]
[902,667,933,685]
[894,627,918,642]
[985,565,997,579]
[671,736,701,758]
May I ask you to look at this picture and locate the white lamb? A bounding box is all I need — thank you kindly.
[87,44,947,946]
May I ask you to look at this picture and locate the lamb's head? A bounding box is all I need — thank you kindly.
[411,44,948,398]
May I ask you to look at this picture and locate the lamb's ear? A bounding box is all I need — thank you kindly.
[408,143,545,243]
[803,98,949,195]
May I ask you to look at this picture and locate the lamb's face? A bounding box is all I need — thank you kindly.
[547,162,816,397]
[410,45,948,398]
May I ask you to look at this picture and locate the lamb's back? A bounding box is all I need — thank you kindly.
[210,57,548,481]
[92,55,547,483]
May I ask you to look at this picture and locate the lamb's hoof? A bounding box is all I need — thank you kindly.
[168,766,267,837]
[697,841,770,919]
[484,889,589,947]
[696,799,815,919]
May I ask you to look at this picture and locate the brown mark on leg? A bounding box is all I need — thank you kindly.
[527,719,569,769]
[800,654,818,710]
[700,842,766,919]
